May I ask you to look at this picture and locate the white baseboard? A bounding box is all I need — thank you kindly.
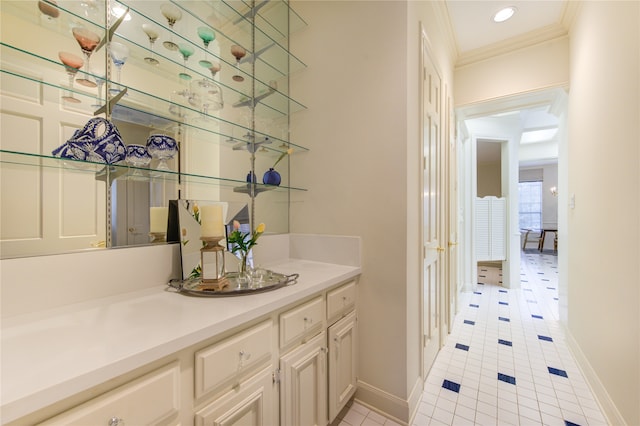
[407,376,424,426]
[355,380,412,425]
[564,327,626,425]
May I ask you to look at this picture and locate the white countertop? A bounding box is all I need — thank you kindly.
[1,258,360,423]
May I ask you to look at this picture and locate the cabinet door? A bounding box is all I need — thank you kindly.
[328,311,357,422]
[195,367,276,426]
[279,331,327,426]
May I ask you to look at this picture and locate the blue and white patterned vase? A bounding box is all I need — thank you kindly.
[52,117,126,165]
[146,134,178,171]
[125,144,152,168]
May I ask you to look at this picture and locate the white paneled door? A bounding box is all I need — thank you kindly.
[421,29,444,376]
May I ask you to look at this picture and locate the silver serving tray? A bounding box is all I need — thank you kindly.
[167,272,299,297]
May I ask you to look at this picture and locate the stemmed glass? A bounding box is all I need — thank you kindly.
[109,42,129,94]
[71,26,100,88]
[38,0,59,20]
[142,23,160,65]
[160,3,182,51]
[58,51,83,103]
[178,43,194,81]
[197,26,215,69]
[230,45,246,82]
[208,62,221,79]
[91,71,106,108]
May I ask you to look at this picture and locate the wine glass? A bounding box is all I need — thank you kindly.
[197,26,215,69]
[91,71,106,108]
[142,23,160,65]
[230,45,246,82]
[71,26,100,88]
[160,3,182,51]
[178,43,194,81]
[58,51,83,103]
[38,0,59,21]
[208,62,221,78]
[109,42,129,94]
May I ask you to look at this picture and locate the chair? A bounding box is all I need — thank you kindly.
[521,229,542,250]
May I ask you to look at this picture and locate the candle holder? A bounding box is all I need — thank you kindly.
[199,236,229,290]
[149,232,166,243]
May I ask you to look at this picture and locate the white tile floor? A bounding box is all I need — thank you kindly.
[335,251,609,426]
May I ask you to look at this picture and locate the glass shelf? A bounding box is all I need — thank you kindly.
[0,150,307,193]
[0,42,308,152]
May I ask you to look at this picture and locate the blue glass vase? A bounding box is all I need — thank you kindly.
[263,168,281,186]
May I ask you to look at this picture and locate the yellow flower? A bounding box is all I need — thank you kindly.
[272,148,294,169]
[255,223,266,234]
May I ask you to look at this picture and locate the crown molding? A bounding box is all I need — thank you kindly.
[455,23,569,68]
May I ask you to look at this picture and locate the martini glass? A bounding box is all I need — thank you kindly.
[142,23,160,65]
[160,3,182,51]
[230,44,246,82]
[197,26,215,69]
[71,26,100,88]
[109,42,129,94]
[178,43,195,81]
[58,51,83,103]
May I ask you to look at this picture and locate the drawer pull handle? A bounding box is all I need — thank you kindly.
[239,350,251,360]
[108,417,124,426]
[304,317,312,323]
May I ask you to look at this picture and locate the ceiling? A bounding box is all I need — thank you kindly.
[445,1,570,164]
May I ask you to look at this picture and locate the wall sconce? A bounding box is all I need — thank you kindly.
[550,186,558,197]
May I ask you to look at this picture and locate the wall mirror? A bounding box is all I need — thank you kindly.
[0,0,307,259]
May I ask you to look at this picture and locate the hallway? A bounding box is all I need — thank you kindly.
[336,252,608,426]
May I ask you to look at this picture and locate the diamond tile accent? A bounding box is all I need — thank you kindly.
[498,373,516,385]
[442,379,461,393]
[455,343,470,351]
[538,335,553,342]
[499,301,509,306]
[548,367,568,378]
[532,314,544,319]
[498,339,512,347]
[470,304,479,308]
[464,319,475,325]
[498,316,510,322]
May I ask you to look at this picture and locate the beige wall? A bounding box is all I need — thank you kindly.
[455,36,570,106]
[567,2,640,424]
[477,162,501,197]
[290,1,410,420]
[290,1,455,422]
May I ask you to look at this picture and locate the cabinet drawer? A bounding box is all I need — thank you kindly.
[327,280,356,321]
[195,320,273,399]
[39,362,180,425]
[279,296,324,348]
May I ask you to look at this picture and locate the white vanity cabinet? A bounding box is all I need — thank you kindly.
[7,271,359,426]
[38,362,181,426]
[328,310,357,421]
[326,280,358,422]
[194,367,276,426]
[278,295,328,426]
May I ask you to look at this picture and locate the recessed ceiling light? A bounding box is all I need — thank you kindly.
[493,6,517,23]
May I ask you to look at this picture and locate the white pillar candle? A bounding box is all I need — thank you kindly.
[149,207,168,233]
[201,204,225,237]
